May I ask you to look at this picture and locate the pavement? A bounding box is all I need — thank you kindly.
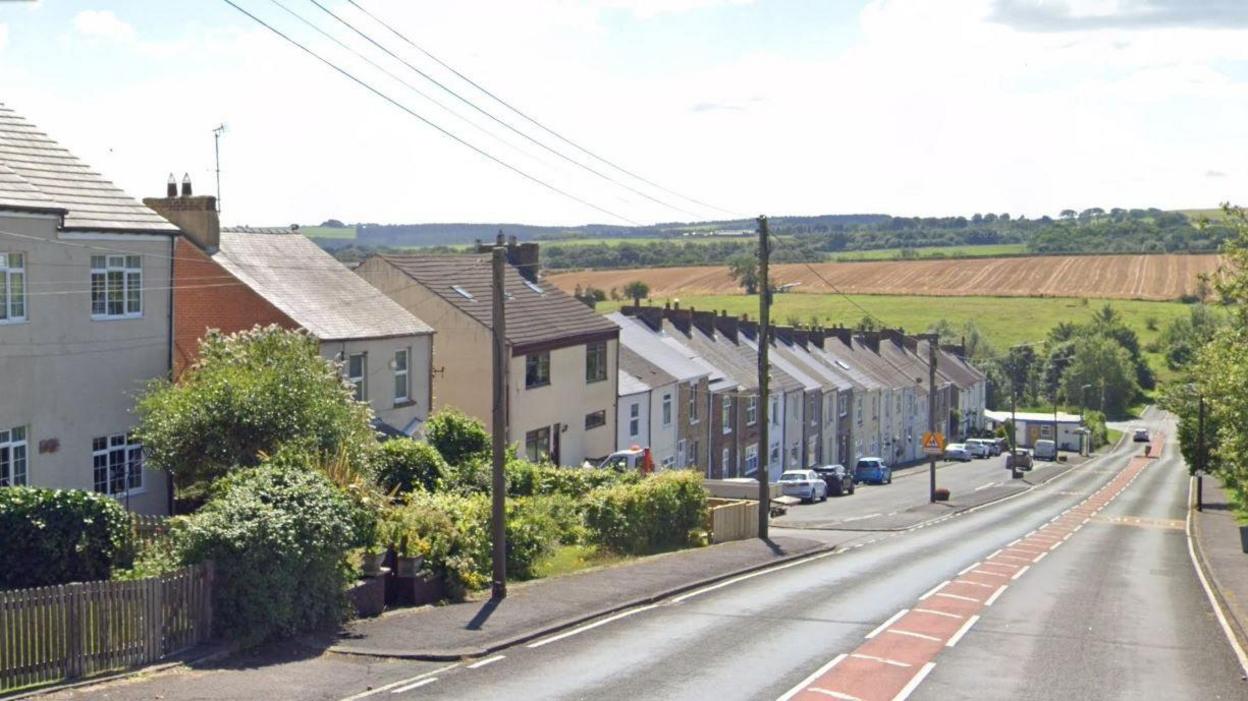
[1190,475,1248,664]
[319,534,842,660]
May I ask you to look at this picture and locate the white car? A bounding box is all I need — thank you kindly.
[944,443,973,462]
[965,438,993,458]
[779,470,828,503]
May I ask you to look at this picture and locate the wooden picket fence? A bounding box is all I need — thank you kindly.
[707,498,759,543]
[0,563,213,694]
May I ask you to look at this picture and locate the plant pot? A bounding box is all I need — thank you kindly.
[395,555,424,578]
[1239,526,1248,554]
[934,488,951,502]
[361,551,385,577]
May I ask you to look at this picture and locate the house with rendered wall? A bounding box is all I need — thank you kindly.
[743,324,821,472]
[358,254,619,466]
[0,102,176,513]
[616,367,651,454]
[773,330,856,467]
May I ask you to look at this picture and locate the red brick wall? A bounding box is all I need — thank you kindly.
[173,237,297,378]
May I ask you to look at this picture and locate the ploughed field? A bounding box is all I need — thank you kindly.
[546,253,1220,302]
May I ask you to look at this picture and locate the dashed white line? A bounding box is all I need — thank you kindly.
[985,585,1008,606]
[957,561,982,576]
[809,688,862,700]
[841,513,883,523]
[467,655,505,669]
[945,614,981,648]
[913,607,964,619]
[919,580,950,600]
[339,664,459,700]
[851,653,912,668]
[892,662,937,701]
[974,481,997,492]
[527,604,659,648]
[671,550,838,603]
[776,654,848,701]
[953,579,996,589]
[390,678,438,694]
[885,628,943,642]
[865,608,911,639]
[987,548,1003,559]
[935,592,981,603]
[972,569,1009,578]
[1011,565,1031,580]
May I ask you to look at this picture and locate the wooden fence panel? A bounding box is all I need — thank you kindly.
[0,563,212,694]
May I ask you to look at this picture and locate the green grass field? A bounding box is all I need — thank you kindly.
[537,235,763,248]
[830,243,1027,261]
[598,292,1191,382]
[300,225,357,240]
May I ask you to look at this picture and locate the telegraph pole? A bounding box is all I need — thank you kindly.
[757,215,771,540]
[491,247,508,599]
[1197,394,1205,512]
[928,339,938,502]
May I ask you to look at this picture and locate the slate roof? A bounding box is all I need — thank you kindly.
[0,103,176,232]
[618,369,651,397]
[620,345,677,394]
[609,313,709,383]
[775,341,857,393]
[379,255,617,351]
[214,228,433,341]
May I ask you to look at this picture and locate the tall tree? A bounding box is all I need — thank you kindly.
[622,280,651,305]
[727,254,759,295]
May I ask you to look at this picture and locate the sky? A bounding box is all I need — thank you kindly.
[1,0,1246,228]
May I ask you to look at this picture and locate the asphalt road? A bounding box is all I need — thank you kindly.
[50,413,1243,700]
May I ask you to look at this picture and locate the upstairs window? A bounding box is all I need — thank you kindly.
[348,353,367,401]
[393,349,409,403]
[586,341,607,383]
[0,426,27,486]
[662,393,673,427]
[722,396,732,434]
[90,255,141,319]
[746,397,758,425]
[0,253,26,323]
[689,383,699,422]
[526,352,550,389]
[92,434,142,495]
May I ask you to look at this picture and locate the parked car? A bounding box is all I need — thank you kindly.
[944,443,973,462]
[991,437,1009,455]
[1006,449,1033,471]
[1033,439,1057,461]
[812,464,855,496]
[779,470,828,503]
[854,457,892,485]
[1133,428,1150,443]
[965,439,992,459]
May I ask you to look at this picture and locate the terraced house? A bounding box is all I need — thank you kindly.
[358,251,619,466]
[0,103,176,513]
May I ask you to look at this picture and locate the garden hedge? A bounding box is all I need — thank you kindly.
[0,487,132,589]
[583,470,707,554]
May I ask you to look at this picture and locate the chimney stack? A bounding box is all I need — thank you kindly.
[714,311,739,342]
[861,331,882,354]
[829,326,853,348]
[692,309,717,338]
[809,328,826,349]
[145,174,219,252]
[775,326,795,345]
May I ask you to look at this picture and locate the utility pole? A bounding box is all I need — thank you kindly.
[490,247,508,599]
[1009,371,1020,480]
[928,338,938,502]
[1197,394,1205,512]
[757,215,771,540]
[212,124,226,213]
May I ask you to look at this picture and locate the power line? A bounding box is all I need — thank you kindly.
[220,0,640,225]
[342,0,738,219]
[301,0,700,219]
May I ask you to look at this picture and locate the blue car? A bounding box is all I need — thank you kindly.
[854,457,892,485]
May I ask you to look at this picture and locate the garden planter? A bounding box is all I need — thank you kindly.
[395,555,423,578]
[1240,526,1248,554]
[361,552,385,577]
[347,576,386,617]
[934,488,951,502]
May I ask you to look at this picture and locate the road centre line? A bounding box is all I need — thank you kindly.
[957,561,981,576]
[974,481,996,491]
[527,604,659,648]
[466,655,505,669]
[670,550,838,604]
[390,678,438,694]
[339,664,459,700]
[866,608,911,639]
[945,614,981,648]
[919,581,949,600]
[987,548,1003,559]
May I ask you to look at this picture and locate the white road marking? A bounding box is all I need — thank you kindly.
[993,554,1031,564]
[865,608,910,639]
[974,481,997,492]
[339,664,459,700]
[841,513,882,523]
[985,585,1008,606]
[891,662,937,701]
[986,548,1003,559]
[885,628,943,642]
[918,580,949,600]
[527,604,659,648]
[945,614,981,647]
[972,570,1009,578]
[934,592,981,603]
[776,654,848,701]
[851,653,912,668]
[1186,476,1248,678]
[1048,540,1063,551]
[957,562,981,576]
[1011,565,1030,580]
[913,607,963,619]
[953,579,995,589]
[466,655,505,669]
[810,688,862,700]
[390,678,438,694]
[671,550,838,603]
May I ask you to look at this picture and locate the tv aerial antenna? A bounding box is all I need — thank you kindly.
[212,124,227,212]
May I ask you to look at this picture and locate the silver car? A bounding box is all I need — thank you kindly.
[779,470,828,503]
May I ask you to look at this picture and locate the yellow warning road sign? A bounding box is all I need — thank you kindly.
[922,432,946,456]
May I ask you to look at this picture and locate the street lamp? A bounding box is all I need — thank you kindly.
[1080,383,1092,455]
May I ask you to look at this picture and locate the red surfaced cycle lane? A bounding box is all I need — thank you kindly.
[778,436,1164,701]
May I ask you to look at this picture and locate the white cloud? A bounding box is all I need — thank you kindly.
[72,10,135,43]
[0,24,8,52]
[593,0,756,19]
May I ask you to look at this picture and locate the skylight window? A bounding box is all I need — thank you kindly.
[524,280,544,295]
[451,285,475,301]
[835,360,851,371]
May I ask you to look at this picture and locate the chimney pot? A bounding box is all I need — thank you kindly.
[180,173,192,197]
[496,230,505,246]
[166,173,177,197]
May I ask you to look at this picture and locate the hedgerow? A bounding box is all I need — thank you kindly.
[583,471,707,554]
[0,487,132,589]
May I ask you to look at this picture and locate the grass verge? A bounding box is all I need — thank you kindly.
[532,544,632,579]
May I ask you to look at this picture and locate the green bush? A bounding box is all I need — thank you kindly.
[176,458,360,647]
[425,408,490,467]
[0,487,132,589]
[583,471,707,554]
[506,460,641,498]
[374,438,447,494]
[1084,410,1110,448]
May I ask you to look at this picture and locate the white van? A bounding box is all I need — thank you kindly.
[1033,439,1057,461]
[965,438,993,459]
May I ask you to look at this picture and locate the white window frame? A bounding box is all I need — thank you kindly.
[92,433,143,496]
[677,439,687,466]
[662,393,673,427]
[721,447,730,472]
[393,349,409,404]
[585,341,608,384]
[0,253,26,324]
[722,396,732,434]
[0,426,28,486]
[348,353,367,401]
[90,254,142,320]
[688,383,699,423]
[771,396,780,427]
[628,403,640,438]
[745,443,759,475]
[746,397,758,425]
